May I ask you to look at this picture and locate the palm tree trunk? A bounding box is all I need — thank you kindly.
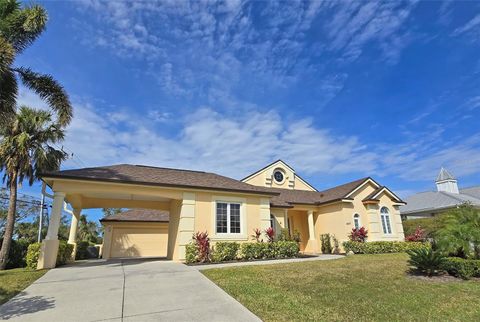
[0,172,18,270]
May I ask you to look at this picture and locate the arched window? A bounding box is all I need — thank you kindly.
[353,214,361,229]
[380,207,392,234]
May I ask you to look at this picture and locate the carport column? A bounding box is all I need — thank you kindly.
[178,192,195,261]
[37,191,65,269]
[68,208,81,260]
[283,209,289,230]
[260,198,271,232]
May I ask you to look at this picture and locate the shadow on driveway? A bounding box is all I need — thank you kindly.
[0,292,55,320]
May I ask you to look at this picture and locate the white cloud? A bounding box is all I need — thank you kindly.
[453,14,480,36]
[60,100,480,184]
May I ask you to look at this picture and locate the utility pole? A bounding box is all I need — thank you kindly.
[37,190,45,243]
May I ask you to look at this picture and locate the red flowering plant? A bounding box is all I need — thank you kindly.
[193,231,211,262]
[265,227,275,243]
[251,228,262,242]
[405,227,426,242]
[349,227,368,242]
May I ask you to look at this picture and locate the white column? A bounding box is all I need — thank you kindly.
[260,198,271,232]
[177,192,195,261]
[38,191,65,269]
[283,209,289,230]
[307,210,315,241]
[46,192,65,240]
[68,208,81,244]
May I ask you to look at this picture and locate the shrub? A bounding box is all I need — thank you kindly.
[251,228,262,242]
[405,227,426,242]
[75,241,90,260]
[26,243,42,269]
[240,241,299,260]
[408,248,446,276]
[57,241,74,266]
[343,241,430,254]
[349,227,368,242]
[265,227,275,242]
[240,242,266,260]
[320,234,332,254]
[4,239,29,269]
[332,235,340,254]
[441,257,480,280]
[402,217,443,238]
[193,231,211,263]
[212,242,239,262]
[185,243,198,264]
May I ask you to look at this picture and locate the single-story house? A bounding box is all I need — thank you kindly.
[400,167,480,219]
[36,160,405,268]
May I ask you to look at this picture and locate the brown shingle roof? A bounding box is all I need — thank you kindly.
[42,164,278,196]
[100,208,169,223]
[268,177,370,208]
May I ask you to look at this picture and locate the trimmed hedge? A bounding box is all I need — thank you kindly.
[1,239,30,269]
[187,241,300,264]
[343,241,430,254]
[75,241,90,260]
[26,241,74,269]
[402,217,443,238]
[441,257,480,280]
[212,242,239,262]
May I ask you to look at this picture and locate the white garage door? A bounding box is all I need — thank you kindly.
[110,225,168,258]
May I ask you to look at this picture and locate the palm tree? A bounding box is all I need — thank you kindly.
[0,107,68,268]
[0,0,72,126]
[0,0,72,270]
[77,215,100,244]
[0,107,68,269]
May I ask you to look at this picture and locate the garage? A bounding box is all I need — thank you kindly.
[101,209,170,259]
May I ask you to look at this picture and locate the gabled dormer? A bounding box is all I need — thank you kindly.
[241,160,317,191]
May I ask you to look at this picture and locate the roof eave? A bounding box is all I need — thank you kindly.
[41,174,280,197]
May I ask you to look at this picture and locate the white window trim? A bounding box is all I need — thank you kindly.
[211,196,248,240]
[380,206,393,235]
[353,213,361,229]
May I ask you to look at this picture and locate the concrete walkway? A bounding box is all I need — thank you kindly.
[192,254,344,270]
[0,259,260,321]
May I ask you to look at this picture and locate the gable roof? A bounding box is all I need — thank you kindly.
[100,208,169,223]
[268,177,371,207]
[400,188,480,215]
[241,159,317,191]
[362,186,405,204]
[41,164,279,196]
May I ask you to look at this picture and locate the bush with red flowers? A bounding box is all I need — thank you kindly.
[349,227,368,242]
[265,227,275,242]
[405,226,426,242]
[192,231,211,263]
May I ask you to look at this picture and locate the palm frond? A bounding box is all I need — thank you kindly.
[0,2,47,53]
[0,0,20,22]
[0,68,18,124]
[15,67,72,126]
[0,35,15,74]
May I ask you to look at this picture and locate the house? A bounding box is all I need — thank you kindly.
[36,160,405,268]
[400,167,480,219]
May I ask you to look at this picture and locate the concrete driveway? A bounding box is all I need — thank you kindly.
[0,259,260,321]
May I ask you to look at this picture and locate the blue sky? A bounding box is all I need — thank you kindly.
[14,0,480,222]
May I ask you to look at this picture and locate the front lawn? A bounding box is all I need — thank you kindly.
[0,268,47,305]
[203,253,480,321]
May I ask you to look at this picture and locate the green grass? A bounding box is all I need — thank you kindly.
[0,268,47,305]
[203,254,480,321]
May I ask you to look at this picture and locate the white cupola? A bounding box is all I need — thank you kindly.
[435,167,459,194]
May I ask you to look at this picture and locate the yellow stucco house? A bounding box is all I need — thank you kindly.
[37,160,405,268]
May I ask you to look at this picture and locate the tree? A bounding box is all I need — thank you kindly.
[0,0,72,126]
[0,107,68,269]
[0,1,72,270]
[102,208,123,218]
[435,204,480,259]
[77,215,99,244]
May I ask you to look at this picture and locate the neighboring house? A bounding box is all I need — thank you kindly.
[400,167,480,219]
[37,160,405,268]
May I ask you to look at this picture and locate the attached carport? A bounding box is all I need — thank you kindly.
[100,208,170,259]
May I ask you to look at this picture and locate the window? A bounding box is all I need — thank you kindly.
[270,214,275,229]
[380,207,392,234]
[353,214,361,229]
[273,170,284,183]
[216,202,242,234]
